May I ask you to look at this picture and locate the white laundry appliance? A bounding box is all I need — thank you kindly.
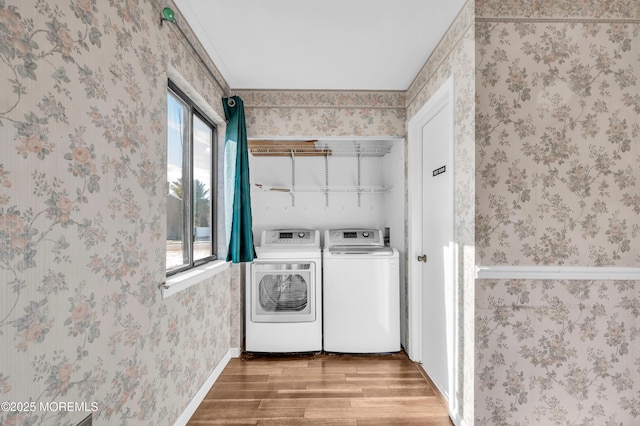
[323,228,400,353]
[245,229,322,352]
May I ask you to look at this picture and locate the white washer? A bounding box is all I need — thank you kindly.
[245,229,322,352]
[323,228,400,353]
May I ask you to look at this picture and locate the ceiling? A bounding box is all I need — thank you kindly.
[173,0,466,91]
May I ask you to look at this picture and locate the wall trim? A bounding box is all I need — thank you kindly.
[245,135,405,142]
[476,265,640,280]
[244,105,406,111]
[174,347,241,426]
[476,17,640,24]
[235,88,406,94]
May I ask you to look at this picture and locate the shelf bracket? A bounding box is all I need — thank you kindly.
[324,154,329,207]
[357,148,362,207]
[290,150,296,207]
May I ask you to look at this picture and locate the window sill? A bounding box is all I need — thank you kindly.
[161,260,231,299]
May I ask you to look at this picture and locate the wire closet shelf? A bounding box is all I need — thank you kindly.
[249,139,396,207]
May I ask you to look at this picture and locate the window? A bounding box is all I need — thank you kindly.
[166,80,216,275]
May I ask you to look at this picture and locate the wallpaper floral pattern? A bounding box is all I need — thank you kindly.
[477,279,639,425]
[476,0,640,19]
[237,89,406,137]
[475,1,640,424]
[0,0,240,425]
[3,1,637,425]
[476,20,640,267]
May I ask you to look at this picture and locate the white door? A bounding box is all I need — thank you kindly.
[408,77,455,409]
[419,99,454,399]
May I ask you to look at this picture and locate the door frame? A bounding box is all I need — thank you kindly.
[407,75,456,408]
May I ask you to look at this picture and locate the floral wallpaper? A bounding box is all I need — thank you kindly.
[476,0,640,19]
[3,1,637,426]
[476,20,640,267]
[237,89,406,137]
[475,1,640,424]
[476,279,639,425]
[0,0,241,425]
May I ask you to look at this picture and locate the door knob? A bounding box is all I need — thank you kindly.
[417,254,427,262]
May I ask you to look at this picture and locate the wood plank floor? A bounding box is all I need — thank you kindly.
[188,352,453,425]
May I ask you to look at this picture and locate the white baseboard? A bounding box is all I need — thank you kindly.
[455,415,471,426]
[449,409,468,426]
[174,347,241,426]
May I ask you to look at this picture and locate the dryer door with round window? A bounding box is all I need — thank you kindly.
[251,262,315,323]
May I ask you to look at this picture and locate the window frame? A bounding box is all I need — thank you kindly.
[167,79,218,276]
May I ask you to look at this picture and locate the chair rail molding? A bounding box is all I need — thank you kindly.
[476,265,640,281]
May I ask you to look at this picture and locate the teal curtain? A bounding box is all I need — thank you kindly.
[223,96,256,262]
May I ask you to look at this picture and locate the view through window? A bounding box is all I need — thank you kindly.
[166,82,216,274]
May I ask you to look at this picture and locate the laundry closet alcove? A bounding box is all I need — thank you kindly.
[248,138,405,247]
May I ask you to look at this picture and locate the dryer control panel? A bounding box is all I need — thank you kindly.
[261,229,320,247]
[325,229,384,247]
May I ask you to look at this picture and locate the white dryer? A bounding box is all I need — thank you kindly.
[323,228,400,353]
[245,229,322,352]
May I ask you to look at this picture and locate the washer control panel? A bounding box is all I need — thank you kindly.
[325,229,383,247]
[261,229,319,247]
